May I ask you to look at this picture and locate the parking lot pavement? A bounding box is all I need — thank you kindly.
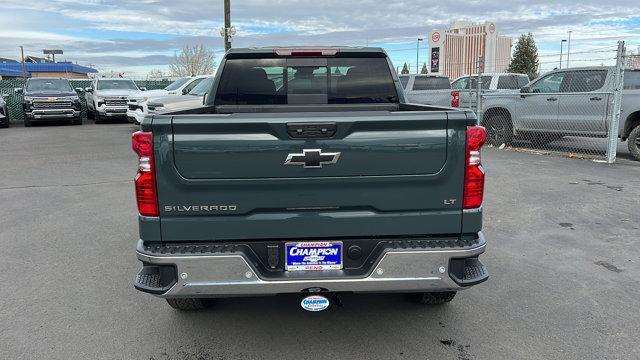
[1,123,639,360]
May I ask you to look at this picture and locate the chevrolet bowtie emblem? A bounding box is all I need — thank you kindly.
[284,149,341,169]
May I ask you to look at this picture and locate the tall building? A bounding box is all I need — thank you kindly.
[429,21,512,80]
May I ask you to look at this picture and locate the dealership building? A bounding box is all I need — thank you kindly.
[429,21,513,80]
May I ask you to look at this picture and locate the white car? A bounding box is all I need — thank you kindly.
[399,74,453,107]
[451,73,530,110]
[85,78,146,123]
[127,75,212,124]
[145,77,214,117]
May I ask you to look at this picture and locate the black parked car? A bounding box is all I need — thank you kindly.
[15,78,83,126]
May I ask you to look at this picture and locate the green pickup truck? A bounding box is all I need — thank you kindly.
[132,47,489,311]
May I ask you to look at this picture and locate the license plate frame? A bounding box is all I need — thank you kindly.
[285,241,343,271]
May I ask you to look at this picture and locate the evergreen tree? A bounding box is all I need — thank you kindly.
[401,63,410,74]
[508,33,539,80]
[420,62,428,74]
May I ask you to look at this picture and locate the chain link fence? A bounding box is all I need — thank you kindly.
[0,79,171,123]
[467,42,629,163]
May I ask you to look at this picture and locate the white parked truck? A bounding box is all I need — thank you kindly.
[85,78,145,123]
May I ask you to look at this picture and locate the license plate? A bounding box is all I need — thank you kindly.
[285,242,342,271]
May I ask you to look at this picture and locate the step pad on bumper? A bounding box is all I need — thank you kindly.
[449,257,489,286]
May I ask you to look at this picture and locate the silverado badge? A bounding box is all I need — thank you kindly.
[284,149,341,169]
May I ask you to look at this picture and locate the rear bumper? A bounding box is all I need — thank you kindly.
[134,233,488,298]
[26,109,80,119]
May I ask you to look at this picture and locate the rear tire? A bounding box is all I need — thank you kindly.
[412,291,457,305]
[628,125,640,161]
[484,115,513,146]
[166,298,213,311]
[94,114,103,124]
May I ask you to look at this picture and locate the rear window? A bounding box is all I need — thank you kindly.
[399,76,410,89]
[517,76,530,88]
[624,70,640,89]
[497,75,522,90]
[214,57,398,105]
[412,76,450,90]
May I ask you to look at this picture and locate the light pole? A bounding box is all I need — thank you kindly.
[223,0,231,51]
[559,39,567,69]
[416,38,423,74]
[567,31,572,68]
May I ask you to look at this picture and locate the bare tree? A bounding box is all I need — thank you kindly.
[169,44,216,77]
[147,68,166,80]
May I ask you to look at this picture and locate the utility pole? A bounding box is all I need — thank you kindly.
[559,39,567,69]
[416,38,423,74]
[224,0,231,52]
[567,31,572,68]
[20,46,26,79]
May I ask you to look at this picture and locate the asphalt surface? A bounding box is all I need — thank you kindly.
[1,122,639,360]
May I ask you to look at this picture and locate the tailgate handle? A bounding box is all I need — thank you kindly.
[287,122,336,138]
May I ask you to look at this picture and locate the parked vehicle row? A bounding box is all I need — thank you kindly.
[399,72,529,108]
[2,76,213,128]
[127,75,213,124]
[481,67,640,160]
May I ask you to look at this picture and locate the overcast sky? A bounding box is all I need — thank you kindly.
[1,0,640,77]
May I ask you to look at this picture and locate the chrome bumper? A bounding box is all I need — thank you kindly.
[97,106,128,116]
[27,109,80,119]
[135,236,487,298]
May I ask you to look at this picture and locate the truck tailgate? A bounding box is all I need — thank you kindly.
[152,110,468,241]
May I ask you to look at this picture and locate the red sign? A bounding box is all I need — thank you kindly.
[432,32,441,43]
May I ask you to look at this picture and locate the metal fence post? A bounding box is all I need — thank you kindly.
[476,57,483,123]
[606,41,626,164]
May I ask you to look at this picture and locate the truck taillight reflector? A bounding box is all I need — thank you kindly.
[132,131,158,217]
[451,91,460,108]
[463,126,486,209]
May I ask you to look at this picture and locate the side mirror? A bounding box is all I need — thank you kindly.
[203,93,208,105]
[139,87,147,91]
[520,86,530,94]
[14,88,23,94]
[182,88,189,95]
[85,87,93,93]
[75,87,84,93]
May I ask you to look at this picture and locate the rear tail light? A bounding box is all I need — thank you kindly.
[274,48,340,56]
[132,131,158,217]
[451,91,460,107]
[463,126,486,209]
